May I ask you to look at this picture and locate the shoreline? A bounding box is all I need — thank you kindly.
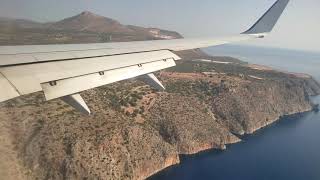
[140,65,320,179]
[147,105,317,179]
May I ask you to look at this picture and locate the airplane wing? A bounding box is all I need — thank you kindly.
[0,0,290,114]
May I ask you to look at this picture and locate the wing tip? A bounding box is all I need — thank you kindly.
[242,0,290,35]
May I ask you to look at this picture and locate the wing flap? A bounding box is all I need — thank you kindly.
[0,50,179,102]
[41,58,176,100]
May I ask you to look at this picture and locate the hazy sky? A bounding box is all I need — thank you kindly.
[1,0,319,52]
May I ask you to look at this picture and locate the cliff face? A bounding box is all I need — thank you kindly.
[205,77,314,134]
[0,58,319,180]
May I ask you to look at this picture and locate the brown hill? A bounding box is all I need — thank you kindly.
[0,11,182,45]
[49,11,134,33]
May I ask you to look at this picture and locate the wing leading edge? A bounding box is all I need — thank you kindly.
[0,0,290,114]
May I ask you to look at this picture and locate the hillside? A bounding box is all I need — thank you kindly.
[49,11,133,33]
[0,11,182,45]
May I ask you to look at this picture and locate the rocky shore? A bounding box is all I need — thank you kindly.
[1,54,320,180]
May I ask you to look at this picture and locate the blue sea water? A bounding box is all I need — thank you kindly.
[150,45,320,180]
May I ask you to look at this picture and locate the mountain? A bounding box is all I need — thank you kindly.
[0,11,182,45]
[49,11,134,33]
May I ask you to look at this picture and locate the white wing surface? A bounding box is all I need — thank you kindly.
[0,0,290,114]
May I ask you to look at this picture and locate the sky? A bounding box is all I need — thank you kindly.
[0,0,319,52]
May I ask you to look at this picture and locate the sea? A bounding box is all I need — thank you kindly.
[150,45,320,180]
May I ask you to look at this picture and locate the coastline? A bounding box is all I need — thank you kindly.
[148,106,317,179]
[142,58,320,179]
